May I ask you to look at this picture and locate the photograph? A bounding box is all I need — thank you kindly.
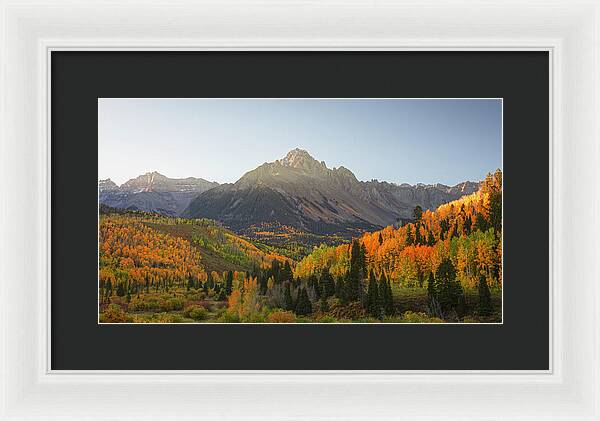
[98,98,503,324]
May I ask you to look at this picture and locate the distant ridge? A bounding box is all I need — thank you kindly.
[183,149,480,236]
[99,172,218,217]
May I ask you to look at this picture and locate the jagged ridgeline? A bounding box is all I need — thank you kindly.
[295,170,502,290]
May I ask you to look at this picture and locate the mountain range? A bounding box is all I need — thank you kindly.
[99,172,218,216]
[99,149,480,237]
[182,149,479,235]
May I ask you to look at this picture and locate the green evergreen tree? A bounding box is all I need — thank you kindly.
[439,218,450,239]
[320,294,329,313]
[413,205,423,221]
[347,240,366,302]
[116,282,125,297]
[320,268,335,298]
[366,271,380,317]
[426,271,436,302]
[105,279,112,299]
[414,223,422,245]
[259,274,268,295]
[308,274,320,298]
[281,261,294,284]
[405,226,414,245]
[335,276,346,302]
[295,288,313,316]
[380,273,394,316]
[270,259,282,283]
[475,212,488,232]
[283,282,294,311]
[464,216,472,236]
[435,258,464,318]
[477,273,493,316]
[225,270,234,295]
[427,231,435,246]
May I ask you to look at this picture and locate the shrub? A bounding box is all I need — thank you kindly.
[128,297,148,312]
[100,304,131,323]
[165,297,185,311]
[183,305,209,321]
[266,310,297,323]
[401,311,444,323]
[152,312,185,323]
[244,312,267,323]
[315,315,338,323]
[327,301,367,321]
[130,314,153,323]
[217,311,240,323]
[145,298,161,311]
[186,291,205,301]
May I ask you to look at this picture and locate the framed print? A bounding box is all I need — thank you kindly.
[1,0,599,420]
[52,51,543,371]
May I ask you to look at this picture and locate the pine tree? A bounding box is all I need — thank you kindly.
[295,288,312,316]
[105,279,113,299]
[366,271,380,318]
[440,218,449,239]
[309,274,320,298]
[259,274,268,295]
[283,282,294,311]
[271,259,282,283]
[436,258,463,318]
[477,273,493,316]
[427,230,435,246]
[426,271,436,302]
[281,261,294,284]
[414,222,422,245]
[405,226,414,245]
[320,268,335,298]
[464,215,472,235]
[413,205,423,221]
[380,273,394,316]
[475,212,488,232]
[335,276,346,302]
[348,240,365,302]
[320,294,329,313]
[225,270,233,295]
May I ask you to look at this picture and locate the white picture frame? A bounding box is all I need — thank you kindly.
[1,0,599,419]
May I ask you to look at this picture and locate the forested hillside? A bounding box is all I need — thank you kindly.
[296,170,502,287]
[292,169,503,322]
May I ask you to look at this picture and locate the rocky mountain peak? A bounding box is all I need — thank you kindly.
[98,178,119,192]
[278,148,324,171]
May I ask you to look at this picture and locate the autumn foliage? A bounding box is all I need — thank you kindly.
[295,170,503,290]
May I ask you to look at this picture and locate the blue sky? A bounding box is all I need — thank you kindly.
[98,98,502,186]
